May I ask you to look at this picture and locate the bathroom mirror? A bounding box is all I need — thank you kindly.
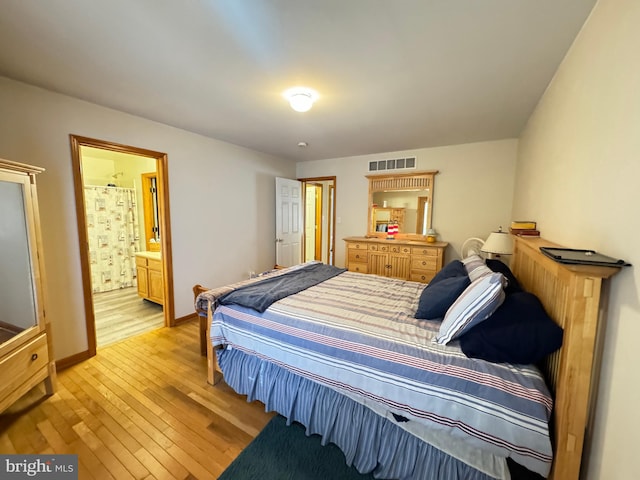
[367,171,437,238]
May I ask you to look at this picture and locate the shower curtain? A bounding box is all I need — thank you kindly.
[84,185,141,293]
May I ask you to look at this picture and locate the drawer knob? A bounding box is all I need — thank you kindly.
[31,353,38,361]
[422,261,427,266]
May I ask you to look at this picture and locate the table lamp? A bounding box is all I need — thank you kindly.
[481,227,513,260]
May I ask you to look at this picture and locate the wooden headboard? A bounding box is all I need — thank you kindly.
[511,236,620,480]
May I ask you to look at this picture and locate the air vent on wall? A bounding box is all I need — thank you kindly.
[368,156,416,172]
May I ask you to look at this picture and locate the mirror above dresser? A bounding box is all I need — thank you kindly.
[367,170,437,238]
[344,170,446,283]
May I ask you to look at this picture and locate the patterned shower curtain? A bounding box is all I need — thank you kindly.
[84,186,141,293]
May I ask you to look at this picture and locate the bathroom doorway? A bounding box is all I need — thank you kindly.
[70,135,174,357]
[300,176,336,265]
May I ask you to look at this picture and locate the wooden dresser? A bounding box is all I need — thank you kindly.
[344,237,447,283]
[0,159,56,413]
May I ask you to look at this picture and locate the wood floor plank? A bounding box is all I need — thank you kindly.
[118,333,270,432]
[0,429,17,453]
[68,437,116,480]
[134,448,178,480]
[36,418,70,454]
[58,377,148,479]
[94,351,225,448]
[85,358,225,471]
[72,421,135,480]
[77,460,97,480]
[71,365,190,479]
[38,396,82,445]
[94,287,164,348]
[0,319,272,480]
[102,341,262,470]
[62,370,145,454]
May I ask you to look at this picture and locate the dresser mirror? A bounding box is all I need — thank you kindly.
[367,171,437,238]
[0,173,39,346]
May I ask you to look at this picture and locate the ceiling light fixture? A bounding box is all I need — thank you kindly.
[283,87,318,112]
[297,141,308,148]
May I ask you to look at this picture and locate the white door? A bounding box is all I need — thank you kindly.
[275,177,303,267]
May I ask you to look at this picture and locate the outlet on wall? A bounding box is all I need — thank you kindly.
[248,271,256,279]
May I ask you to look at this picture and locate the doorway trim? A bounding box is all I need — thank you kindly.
[69,135,175,363]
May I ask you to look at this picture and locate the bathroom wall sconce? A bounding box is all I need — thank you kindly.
[283,87,318,112]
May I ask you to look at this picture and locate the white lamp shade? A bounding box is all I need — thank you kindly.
[481,232,513,255]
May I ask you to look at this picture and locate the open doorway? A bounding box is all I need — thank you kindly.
[300,176,336,265]
[70,135,174,358]
[305,183,323,262]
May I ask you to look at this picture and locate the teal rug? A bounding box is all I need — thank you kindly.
[219,415,376,480]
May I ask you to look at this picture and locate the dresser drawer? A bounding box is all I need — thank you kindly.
[0,334,49,401]
[411,246,441,257]
[411,257,438,271]
[369,244,390,252]
[410,272,436,283]
[148,258,162,272]
[390,245,411,254]
[348,250,369,264]
[347,242,368,250]
[348,263,368,274]
[135,255,148,267]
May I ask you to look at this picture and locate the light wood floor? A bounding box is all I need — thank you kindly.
[94,287,165,348]
[0,320,274,479]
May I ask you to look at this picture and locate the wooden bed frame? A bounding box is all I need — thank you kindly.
[509,236,621,479]
[195,236,622,480]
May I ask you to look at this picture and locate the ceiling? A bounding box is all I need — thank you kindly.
[0,0,596,162]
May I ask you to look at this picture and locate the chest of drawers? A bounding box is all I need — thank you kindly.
[344,237,447,283]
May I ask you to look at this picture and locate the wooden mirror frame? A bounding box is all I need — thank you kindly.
[366,170,438,239]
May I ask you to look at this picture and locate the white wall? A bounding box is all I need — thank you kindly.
[0,76,295,361]
[297,139,518,267]
[513,0,640,478]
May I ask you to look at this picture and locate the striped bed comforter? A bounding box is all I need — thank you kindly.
[202,267,553,478]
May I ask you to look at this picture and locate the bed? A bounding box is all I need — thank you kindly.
[195,236,621,480]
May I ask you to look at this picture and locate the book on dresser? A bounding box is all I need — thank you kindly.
[510,220,537,230]
[509,228,541,236]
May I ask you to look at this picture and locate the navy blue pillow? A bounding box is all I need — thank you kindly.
[429,260,468,286]
[459,291,563,365]
[415,275,471,320]
[485,259,523,295]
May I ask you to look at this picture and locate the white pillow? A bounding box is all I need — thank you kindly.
[435,272,506,345]
[461,254,493,282]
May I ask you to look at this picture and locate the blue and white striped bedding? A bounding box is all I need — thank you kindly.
[204,267,553,478]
